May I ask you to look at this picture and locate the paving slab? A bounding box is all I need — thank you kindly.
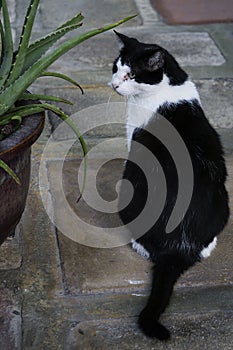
[57,234,152,295]
[18,284,233,349]
[196,79,233,129]
[45,78,233,147]
[0,226,22,270]
[8,0,16,22]
[3,0,233,349]
[45,155,233,295]
[111,30,226,67]
[19,160,64,297]
[0,287,22,350]
[19,155,66,348]
[14,0,140,32]
[38,0,140,29]
[45,286,233,350]
[66,310,233,350]
[48,30,225,78]
[46,86,124,141]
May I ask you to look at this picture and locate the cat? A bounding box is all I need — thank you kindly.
[110,31,229,340]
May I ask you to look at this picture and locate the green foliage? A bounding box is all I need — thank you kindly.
[0,0,136,182]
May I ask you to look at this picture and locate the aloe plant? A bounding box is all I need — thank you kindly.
[0,0,136,182]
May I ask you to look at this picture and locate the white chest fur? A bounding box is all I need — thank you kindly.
[126,98,153,150]
[126,75,200,150]
[200,237,217,259]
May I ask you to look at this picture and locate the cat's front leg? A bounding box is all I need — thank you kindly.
[138,253,195,340]
[138,307,170,340]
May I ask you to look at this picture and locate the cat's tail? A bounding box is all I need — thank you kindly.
[138,252,197,340]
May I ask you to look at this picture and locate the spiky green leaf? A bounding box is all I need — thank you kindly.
[0,0,14,89]
[57,12,84,30]
[2,105,45,122]
[40,71,84,94]
[18,92,73,105]
[39,102,87,155]
[0,14,137,116]
[6,0,40,86]
[0,160,21,184]
[37,102,88,197]
[23,22,83,72]
[11,115,22,123]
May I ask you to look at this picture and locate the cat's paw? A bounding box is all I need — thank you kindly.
[138,309,170,340]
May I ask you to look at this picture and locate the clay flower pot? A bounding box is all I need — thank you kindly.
[0,109,45,245]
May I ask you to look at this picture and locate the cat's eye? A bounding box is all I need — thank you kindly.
[129,72,136,79]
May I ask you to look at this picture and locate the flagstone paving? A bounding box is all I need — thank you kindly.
[1,0,233,349]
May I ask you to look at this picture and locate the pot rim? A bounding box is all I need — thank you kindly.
[0,109,45,159]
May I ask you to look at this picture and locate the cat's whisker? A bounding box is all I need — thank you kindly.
[105,90,115,119]
[107,90,114,106]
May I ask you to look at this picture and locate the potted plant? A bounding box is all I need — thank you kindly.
[0,0,135,244]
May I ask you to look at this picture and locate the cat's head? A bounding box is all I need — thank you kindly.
[110,31,188,96]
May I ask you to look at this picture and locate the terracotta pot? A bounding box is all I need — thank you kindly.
[0,108,45,245]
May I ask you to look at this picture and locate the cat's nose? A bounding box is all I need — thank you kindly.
[110,78,120,90]
[112,83,119,89]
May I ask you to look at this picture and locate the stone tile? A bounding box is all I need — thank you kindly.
[7,0,233,349]
[49,32,120,74]
[20,173,64,297]
[0,226,22,270]
[66,309,233,350]
[178,222,233,287]
[196,79,233,129]
[46,155,233,294]
[46,86,124,141]
[46,158,151,294]
[219,128,233,154]
[8,0,16,22]
[124,29,226,67]
[0,288,21,350]
[57,222,233,295]
[31,286,232,349]
[39,0,140,29]
[49,30,225,76]
[15,284,233,349]
[226,154,233,210]
[58,235,152,295]
[45,78,233,144]
[178,153,233,290]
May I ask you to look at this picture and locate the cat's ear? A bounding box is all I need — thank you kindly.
[147,51,164,71]
[114,30,139,49]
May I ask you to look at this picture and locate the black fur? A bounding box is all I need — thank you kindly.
[114,33,229,340]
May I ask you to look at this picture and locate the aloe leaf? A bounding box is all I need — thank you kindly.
[23,22,83,72]
[0,21,4,65]
[0,14,137,115]
[40,71,84,94]
[0,0,14,89]
[37,102,88,197]
[2,105,45,122]
[8,115,23,135]
[57,12,84,30]
[38,102,87,156]
[5,105,44,117]
[11,115,22,123]
[0,160,21,184]
[6,0,40,86]
[18,93,73,105]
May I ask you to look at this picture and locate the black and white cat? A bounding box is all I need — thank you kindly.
[110,31,229,340]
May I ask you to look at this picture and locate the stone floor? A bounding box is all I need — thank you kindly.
[1,0,233,349]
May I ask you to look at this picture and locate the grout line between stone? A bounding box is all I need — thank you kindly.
[54,228,70,296]
[134,0,161,25]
